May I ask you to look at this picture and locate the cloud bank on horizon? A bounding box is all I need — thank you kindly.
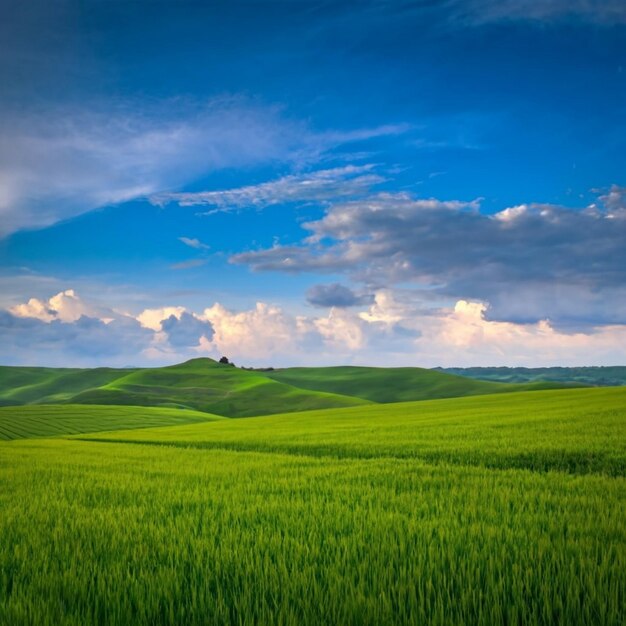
[4,288,626,368]
[1,0,625,367]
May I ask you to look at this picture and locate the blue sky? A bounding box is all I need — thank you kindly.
[1,0,625,367]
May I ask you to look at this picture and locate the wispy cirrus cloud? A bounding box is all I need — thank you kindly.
[178,237,210,250]
[0,97,308,237]
[169,259,208,271]
[0,96,408,237]
[366,0,626,26]
[454,0,626,25]
[151,164,386,212]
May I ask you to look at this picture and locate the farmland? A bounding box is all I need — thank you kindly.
[84,387,626,475]
[0,385,624,625]
[0,404,222,440]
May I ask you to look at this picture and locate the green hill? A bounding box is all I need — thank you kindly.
[0,359,581,417]
[0,404,221,440]
[0,365,132,406]
[42,359,370,417]
[260,365,576,404]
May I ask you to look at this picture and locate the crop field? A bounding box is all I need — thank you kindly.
[0,386,624,625]
[86,387,626,475]
[0,405,222,440]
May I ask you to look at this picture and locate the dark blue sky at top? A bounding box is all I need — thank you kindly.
[1,0,625,313]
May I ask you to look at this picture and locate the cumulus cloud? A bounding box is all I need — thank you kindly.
[3,288,626,367]
[166,295,626,367]
[201,302,306,360]
[306,283,374,308]
[595,184,626,219]
[151,165,385,212]
[10,289,110,323]
[137,306,187,331]
[160,312,214,348]
[197,299,411,362]
[417,299,626,367]
[232,190,626,328]
[0,310,153,367]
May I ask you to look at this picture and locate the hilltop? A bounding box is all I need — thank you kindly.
[0,357,583,418]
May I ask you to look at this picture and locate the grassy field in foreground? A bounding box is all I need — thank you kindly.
[86,387,626,475]
[0,404,222,440]
[1,441,624,625]
[0,387,624,625]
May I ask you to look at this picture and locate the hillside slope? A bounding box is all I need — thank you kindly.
[0,404,221,440]
[0,366,131,406]
[82,387,626,476]
[260,365,575,404]
[68,359,371,417]
[0,359,581,417]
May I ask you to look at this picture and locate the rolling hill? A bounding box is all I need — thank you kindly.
[0,365,131,406]
[260,365,576,403]
[0,358,583,417]
[0,359,370,418]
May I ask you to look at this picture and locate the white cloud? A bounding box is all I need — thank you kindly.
[314,308,367,351]
[417,299,626,367]
[137,307,187,331]
[9,289,107,323]
[161,312,214,348]
[4,288,626,367]
[0,98,302,236]
[493,204,527,222]
[200,302,304,360]
[151,165,385,212]
[0,98,411,238]
[232,190,626,328]
[178,237,210,250]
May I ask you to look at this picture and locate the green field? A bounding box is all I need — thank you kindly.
[0,404,222,440]
[84,387,626,475]
[1,386,624,625]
